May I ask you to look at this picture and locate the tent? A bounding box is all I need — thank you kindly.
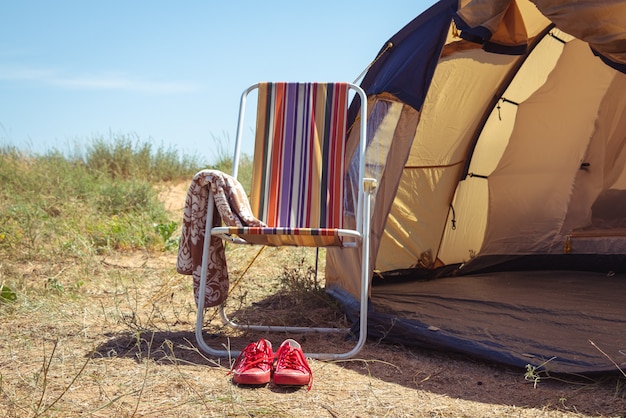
[325,0,626,374]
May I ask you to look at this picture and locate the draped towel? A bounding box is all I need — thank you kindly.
[176,169,265,307]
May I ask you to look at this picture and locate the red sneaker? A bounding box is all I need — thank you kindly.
[273,339,313,390]
[229,338,273,385]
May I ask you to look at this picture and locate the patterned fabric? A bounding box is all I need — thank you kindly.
[250,82,349,229]
[177,170,265,307]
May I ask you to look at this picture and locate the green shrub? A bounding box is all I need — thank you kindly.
[0,136,202,260]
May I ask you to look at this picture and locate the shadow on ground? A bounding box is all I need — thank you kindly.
[92,290,626,418]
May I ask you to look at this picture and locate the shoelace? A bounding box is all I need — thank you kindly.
[276,345,313,390]
[227,341,272,375]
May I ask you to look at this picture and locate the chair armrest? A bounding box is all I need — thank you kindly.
[363,177,378,194]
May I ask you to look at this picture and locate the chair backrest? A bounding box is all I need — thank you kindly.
[249,82,349,229]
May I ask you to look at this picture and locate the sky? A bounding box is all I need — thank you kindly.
[1,1,435,164]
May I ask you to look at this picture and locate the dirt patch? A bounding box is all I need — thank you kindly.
[157,180,189,216]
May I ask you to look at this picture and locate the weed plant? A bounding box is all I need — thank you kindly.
[84,133,204,182]
[209,134,254,193]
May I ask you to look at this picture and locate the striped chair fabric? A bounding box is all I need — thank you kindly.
[231,82,350,247]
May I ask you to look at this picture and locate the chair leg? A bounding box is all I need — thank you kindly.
[325,182,373,360]
[194,193,232,358]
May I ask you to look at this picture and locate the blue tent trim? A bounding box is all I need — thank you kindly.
[359,0,457,112]
[453,14,529,55]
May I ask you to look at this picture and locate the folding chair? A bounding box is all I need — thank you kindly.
[194,82,373,360]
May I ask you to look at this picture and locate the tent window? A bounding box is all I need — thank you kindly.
[344,98,397,215]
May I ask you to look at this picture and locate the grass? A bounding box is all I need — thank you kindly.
[1,135,625,417]
[0,134,225,260]
[83,134,203,183]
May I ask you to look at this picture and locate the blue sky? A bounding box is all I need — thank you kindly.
[1,1,435,164]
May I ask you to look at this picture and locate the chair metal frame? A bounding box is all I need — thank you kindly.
[194,82,374,360]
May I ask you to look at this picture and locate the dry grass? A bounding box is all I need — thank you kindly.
[1,182,625,417]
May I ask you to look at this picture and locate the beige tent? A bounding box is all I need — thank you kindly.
[325,0,626,373]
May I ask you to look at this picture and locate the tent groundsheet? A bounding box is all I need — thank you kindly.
[336,270,626,374]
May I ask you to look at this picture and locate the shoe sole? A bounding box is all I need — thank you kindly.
[273,373,310,386]
[233,371,271,385]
